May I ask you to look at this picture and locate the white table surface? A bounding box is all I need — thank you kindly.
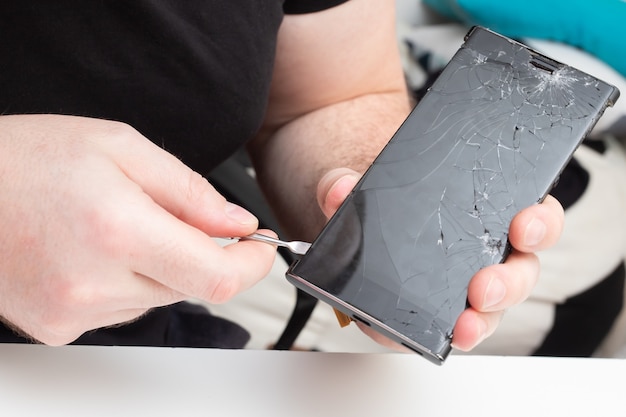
[0,344,623,416]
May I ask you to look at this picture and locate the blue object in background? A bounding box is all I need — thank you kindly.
[423,0,626,77]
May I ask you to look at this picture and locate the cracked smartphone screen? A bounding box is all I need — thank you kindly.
[286,26,620,365]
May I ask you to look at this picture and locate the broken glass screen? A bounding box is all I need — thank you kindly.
[287,27,619,365]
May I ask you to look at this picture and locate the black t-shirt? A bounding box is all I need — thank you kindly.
[0,0,349,348]
[0,0,348,173]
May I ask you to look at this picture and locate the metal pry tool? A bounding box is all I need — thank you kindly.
[239,233,311,256]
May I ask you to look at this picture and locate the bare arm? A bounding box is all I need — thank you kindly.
[248,0,412,241]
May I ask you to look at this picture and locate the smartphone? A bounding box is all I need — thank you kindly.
[286,26,620,365]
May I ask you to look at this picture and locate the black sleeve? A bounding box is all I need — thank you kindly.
[283,0,350,14]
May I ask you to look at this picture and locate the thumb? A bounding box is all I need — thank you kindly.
[104,125,259,237]
[316,168,361,219]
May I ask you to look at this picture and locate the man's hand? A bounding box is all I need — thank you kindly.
[0,114,276,345]
[317,168,564,352]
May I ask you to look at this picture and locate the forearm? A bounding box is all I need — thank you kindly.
[248,89,412,241]
[248,0,411,240]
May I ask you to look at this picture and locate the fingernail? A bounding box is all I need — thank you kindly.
[483,276,506,309]
[225,202,257,225]
[327,174,360,197]
[476,317,489,345]
[524,218,546,247]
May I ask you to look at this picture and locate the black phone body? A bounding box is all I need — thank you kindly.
[286,26,620,365]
